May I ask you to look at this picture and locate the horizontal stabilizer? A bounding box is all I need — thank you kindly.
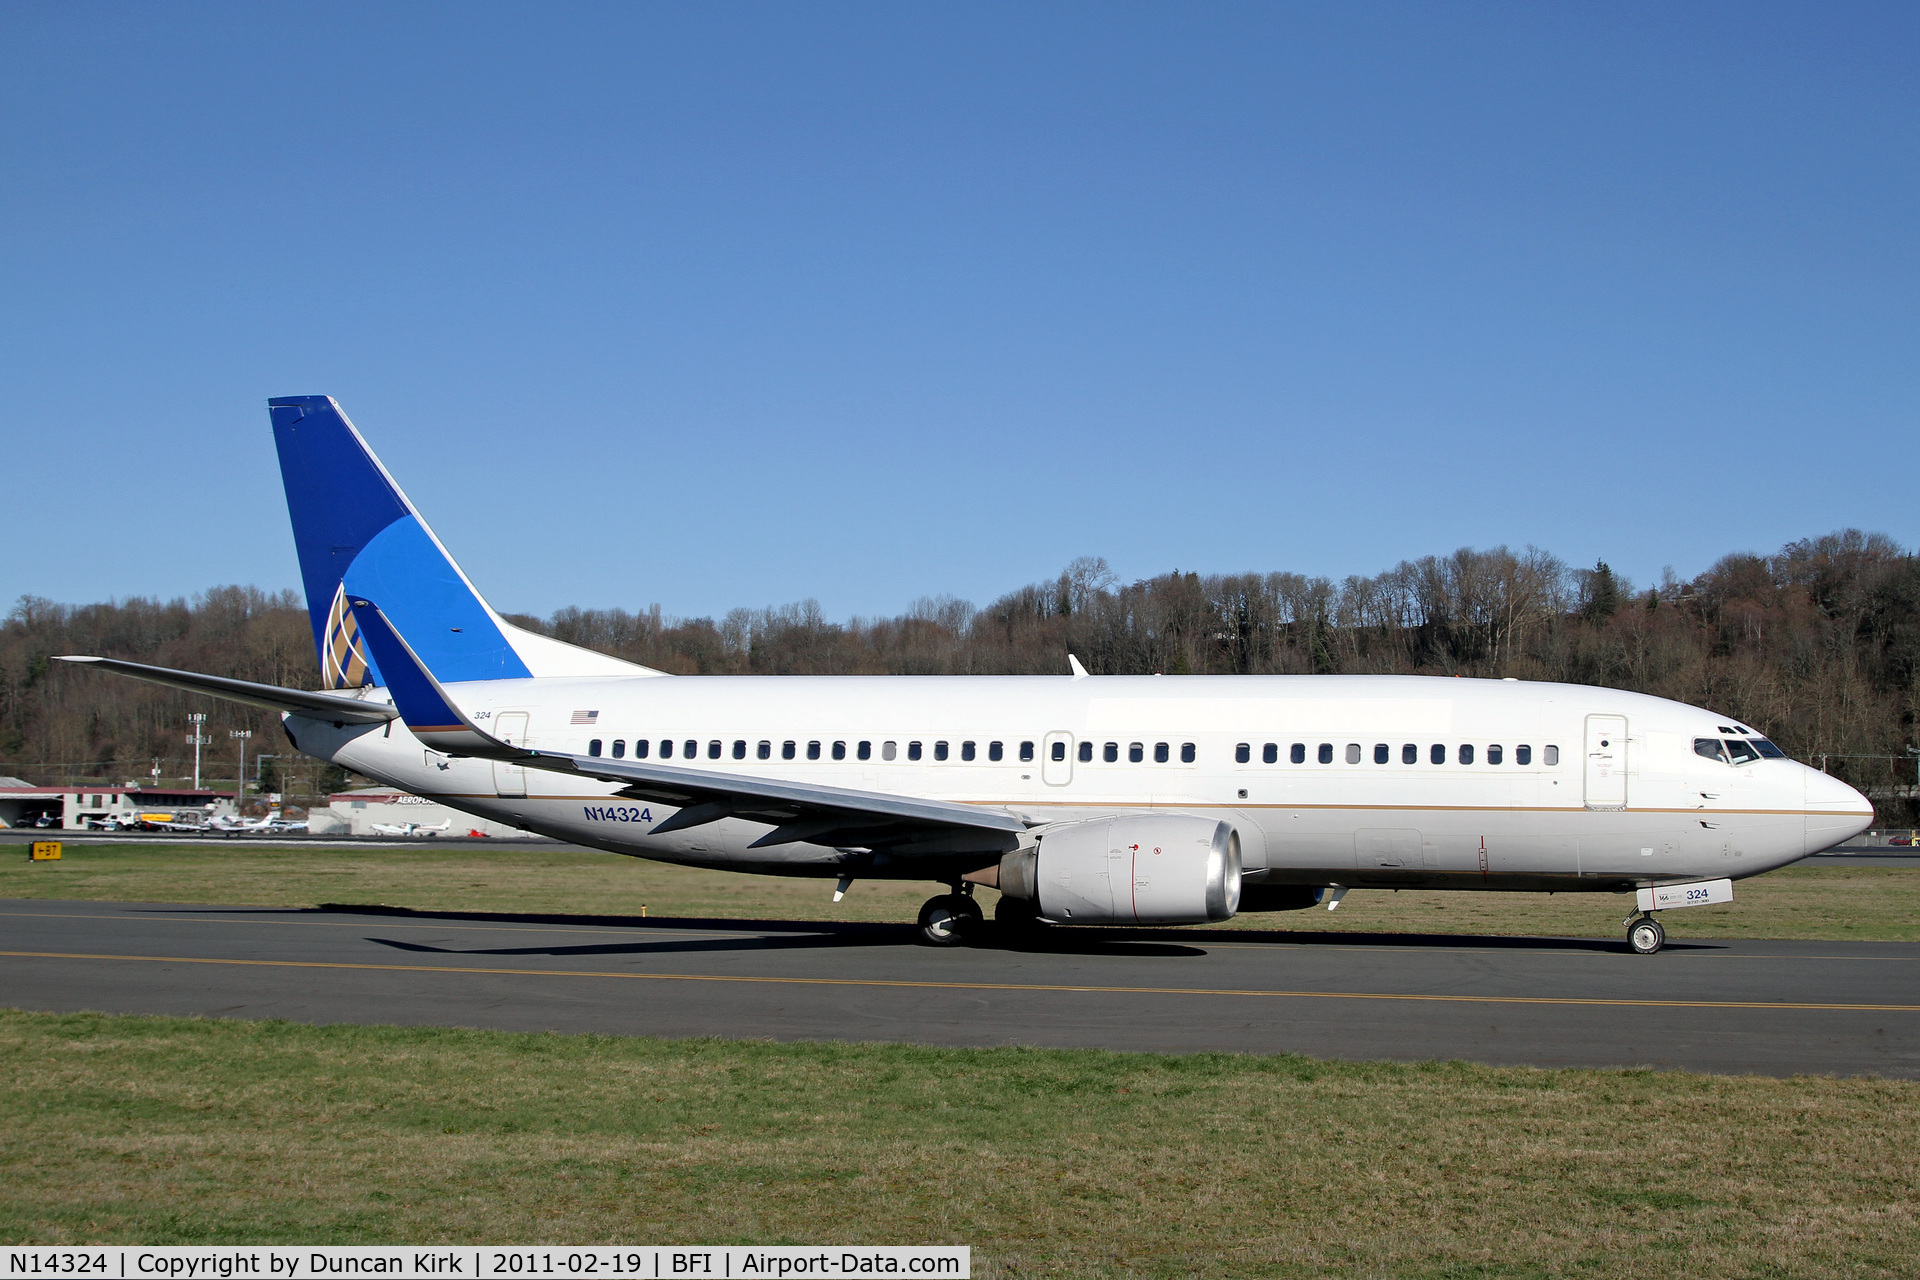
[55,656,397,724]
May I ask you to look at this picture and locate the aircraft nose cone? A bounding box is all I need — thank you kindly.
[1804,765,1874,855]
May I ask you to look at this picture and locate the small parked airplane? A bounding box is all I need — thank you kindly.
[370,819,452,837]
[59,396,1874,953]
[208,808,306,835]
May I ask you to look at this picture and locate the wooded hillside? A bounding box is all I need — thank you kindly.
[5,531,1917,821]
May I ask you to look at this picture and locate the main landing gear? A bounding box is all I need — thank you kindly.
[917,886,984,946]
[1626,913,1666,955]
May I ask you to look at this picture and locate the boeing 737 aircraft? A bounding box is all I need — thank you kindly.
[61,397,1874,953]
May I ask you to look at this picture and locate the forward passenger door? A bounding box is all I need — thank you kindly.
[1584,715,1627,810]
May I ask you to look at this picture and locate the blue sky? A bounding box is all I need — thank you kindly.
[4,3,1914,622]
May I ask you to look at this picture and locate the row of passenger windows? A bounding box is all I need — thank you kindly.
[1234,741,1558,767]
[588,738,1038,763]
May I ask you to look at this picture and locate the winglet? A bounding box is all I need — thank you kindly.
[347,598,521,759]
[1068,653,1090,680]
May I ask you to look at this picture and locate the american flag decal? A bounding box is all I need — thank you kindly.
[322,584,375,689]
[570,710,600,725]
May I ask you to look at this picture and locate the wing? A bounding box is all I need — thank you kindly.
[520,751,1028,855]
[347,594,1030,858]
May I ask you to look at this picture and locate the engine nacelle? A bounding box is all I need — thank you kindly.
[998,815,1241,925]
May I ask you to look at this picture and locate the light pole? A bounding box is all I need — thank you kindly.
[230,729,252,808]
[185,713,210,791]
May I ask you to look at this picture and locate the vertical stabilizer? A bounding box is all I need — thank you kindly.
[269,396,660,686]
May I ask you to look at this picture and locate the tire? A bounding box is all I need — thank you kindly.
[917,893,982,947]
[1628,916,1665,955]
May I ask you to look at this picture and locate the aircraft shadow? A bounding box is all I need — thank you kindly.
[124,903,1714,958]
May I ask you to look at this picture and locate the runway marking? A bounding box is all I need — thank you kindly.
[5,951,1918,1012]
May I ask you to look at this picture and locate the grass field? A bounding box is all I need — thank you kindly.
[3,840,1917,941]
[0,1010,1914,1274]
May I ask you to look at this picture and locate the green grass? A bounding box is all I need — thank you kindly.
[1,1010,1915,1275]
[4,841,1918,941]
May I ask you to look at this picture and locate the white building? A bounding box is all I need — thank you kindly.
[0,779,237,830]
[313,787,543,838]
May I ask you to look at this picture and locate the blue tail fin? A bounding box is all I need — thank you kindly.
[270,396,533,688]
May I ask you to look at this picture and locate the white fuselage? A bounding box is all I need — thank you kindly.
[292,673,1873,893]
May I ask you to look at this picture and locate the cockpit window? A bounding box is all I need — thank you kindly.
[1694,738,1729,764]
[1752,738,1787,758]
[1725,738,1761,765]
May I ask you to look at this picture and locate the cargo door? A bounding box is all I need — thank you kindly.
[1584,715,1628,810]
[1042,731,1075,786]
[493,712,529,798]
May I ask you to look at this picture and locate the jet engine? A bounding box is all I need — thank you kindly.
[996,814,1241,925]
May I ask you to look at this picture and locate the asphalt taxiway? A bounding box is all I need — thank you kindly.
[3,899,1915,1077]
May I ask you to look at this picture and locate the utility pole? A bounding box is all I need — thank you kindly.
[186,713,210,791]
[230,729,252,809]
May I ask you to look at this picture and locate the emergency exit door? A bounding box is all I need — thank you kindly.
[1584,714,1627,810]
[493,712,529,797]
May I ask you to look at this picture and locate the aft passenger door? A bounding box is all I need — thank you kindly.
[1584,715,1627,810]
[493,712,529,798]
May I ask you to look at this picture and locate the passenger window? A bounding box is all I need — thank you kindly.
[935,741,949,762]
[858,741,872,761]
[588,739,602,757]
[961,741,976,761]
[1516,744,1532,765]
[906,741,921,761]
[733,740,747,760]
[660,740,674,759]
[1105,742,1119,763]
[1694,738,1729,764]
[1181,742,1195,763]
[808,741,822,760]
[1402,743,1417,765]
[1290,743,1305,764]
[1374,743,1388,764]
[1129,742,1144,763]
[1050,741,1066,762]
[1317,743,1333,764]
[1487,744,1502,765]
[1726,739,1760,765]
[1262,743,1278,764]
[635,739,650,759]
[1430,743,1444,765]
[1342,743,1359,764]
[883,741,899,761]
[1544,745,1559,766]
[611,740,625,759]
[1154,742,1170,763]
[1019,741,1034,762]
[834,741,848,760]
[782,741,796,760]
[706,740,720,760]
[757,741,771,760]
[1236,743,1251,764]
[1459,744,1474,764]
[1078,741,1093,763]
[990,741,1004,762]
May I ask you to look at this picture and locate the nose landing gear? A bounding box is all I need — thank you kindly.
[1626,912,1666,955]
[917,885,983,946]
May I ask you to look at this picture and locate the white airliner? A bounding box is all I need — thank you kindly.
[60,396,1873,954]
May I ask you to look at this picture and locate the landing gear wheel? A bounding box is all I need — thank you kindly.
[994,895,1047,943]
[1627,915,1665,955]
[917,893,983,946]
